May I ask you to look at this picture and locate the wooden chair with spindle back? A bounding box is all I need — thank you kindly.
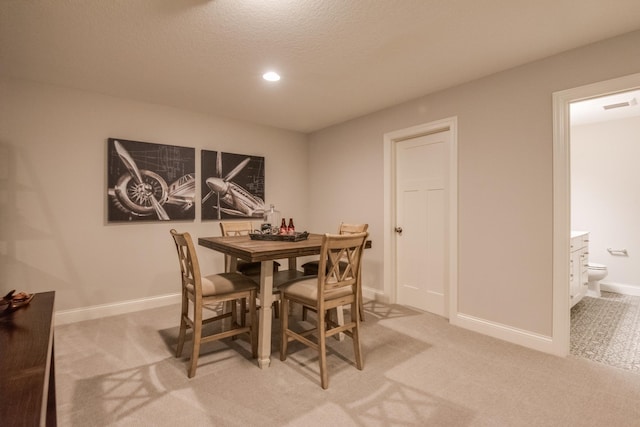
[219,221,280,275]
[170,229,258,378]
[301,223,369,321]
[220,221,292,317]
[280,231,369,389]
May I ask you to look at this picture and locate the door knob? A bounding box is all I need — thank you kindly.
[395,227,403,233]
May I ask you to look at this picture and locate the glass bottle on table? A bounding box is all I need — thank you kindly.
[280,218,287,235]
[263,204,280,234]
[288,218,295,235]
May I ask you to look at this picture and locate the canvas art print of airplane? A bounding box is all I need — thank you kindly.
[107,138,196,222]
[201,150,266,220]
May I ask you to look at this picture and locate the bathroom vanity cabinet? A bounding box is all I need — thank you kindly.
[570,232,589,307]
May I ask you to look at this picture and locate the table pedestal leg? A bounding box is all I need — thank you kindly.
[257,260,274,368]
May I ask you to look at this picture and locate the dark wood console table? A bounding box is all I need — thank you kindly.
[0,291,57,426]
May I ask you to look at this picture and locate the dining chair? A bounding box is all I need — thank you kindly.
[280,231,368,389]
[301,223,369,321]
[219,220,292,318]
[170,229,258,378]
[219,221,280,275]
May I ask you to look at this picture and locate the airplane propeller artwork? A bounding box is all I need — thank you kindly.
[202,154,265,219]
[108,140,195,221]
[113,140,170,220]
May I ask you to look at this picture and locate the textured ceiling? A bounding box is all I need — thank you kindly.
[2,0,640,133]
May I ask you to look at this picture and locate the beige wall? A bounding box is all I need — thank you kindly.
[2,29,640,346]
[0,78,309,312]
[308,30,640,337]
[571,116,640,289]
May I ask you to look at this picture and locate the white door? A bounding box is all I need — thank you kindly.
[395,130,449,316]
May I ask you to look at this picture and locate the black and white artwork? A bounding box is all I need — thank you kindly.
[201,150,266,220]
[107,138,195,222]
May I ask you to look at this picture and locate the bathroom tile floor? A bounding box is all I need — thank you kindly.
[571,291,640,373]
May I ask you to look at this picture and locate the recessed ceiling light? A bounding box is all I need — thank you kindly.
[262,71,280,82]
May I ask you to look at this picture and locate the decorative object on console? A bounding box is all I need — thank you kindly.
[1,290,34,316]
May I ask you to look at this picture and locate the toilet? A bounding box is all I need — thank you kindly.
[587,263,608,297]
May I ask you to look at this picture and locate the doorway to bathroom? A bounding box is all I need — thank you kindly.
[569,87,640,370]
[553,72,640,370]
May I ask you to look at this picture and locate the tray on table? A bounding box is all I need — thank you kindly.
[249,231,309,242]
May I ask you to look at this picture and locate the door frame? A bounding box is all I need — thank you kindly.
[383,117,458,318]
[552,72,640,356]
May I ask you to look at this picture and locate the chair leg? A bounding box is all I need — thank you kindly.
[273,300,280,319]
[280,297,289,361]
[231,300,238,327]
[240,298,247,327]
[335,306,345,341]
[188,308,202,378]
[352,300,363,370]
[302,305,309,321]
[176,316,187,358]
[359,292,365,322]
[176,294,188,357]
[318,307,328,389]
[229,300,240,341]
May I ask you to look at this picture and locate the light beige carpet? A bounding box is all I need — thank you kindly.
[54,301,640,426]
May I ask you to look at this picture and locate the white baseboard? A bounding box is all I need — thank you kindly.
[55,293,181,326]
[362,287,391,304]
[601,281,640,297]
[364,288,559,355]
[450,312,557,355]
[56,286,389,326]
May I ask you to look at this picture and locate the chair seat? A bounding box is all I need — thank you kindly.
[245,269,309,319]
[280,232,368,389]
[281,277,352,302]
[186,272,259,296]
[170,229,258,378]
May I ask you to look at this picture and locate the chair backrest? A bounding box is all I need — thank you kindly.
[338,223,369,235]
[219,221,254,236]
[338,223,368,264]
[219,221,255,272]
[170,229,202,299]
[317,232,368,304]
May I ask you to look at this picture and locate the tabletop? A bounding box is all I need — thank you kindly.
[198,233,326,262]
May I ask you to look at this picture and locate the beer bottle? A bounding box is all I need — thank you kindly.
[288,218,295,234]
[280,218,287,234]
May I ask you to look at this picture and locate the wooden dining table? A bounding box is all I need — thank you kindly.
[198,233,325,368]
